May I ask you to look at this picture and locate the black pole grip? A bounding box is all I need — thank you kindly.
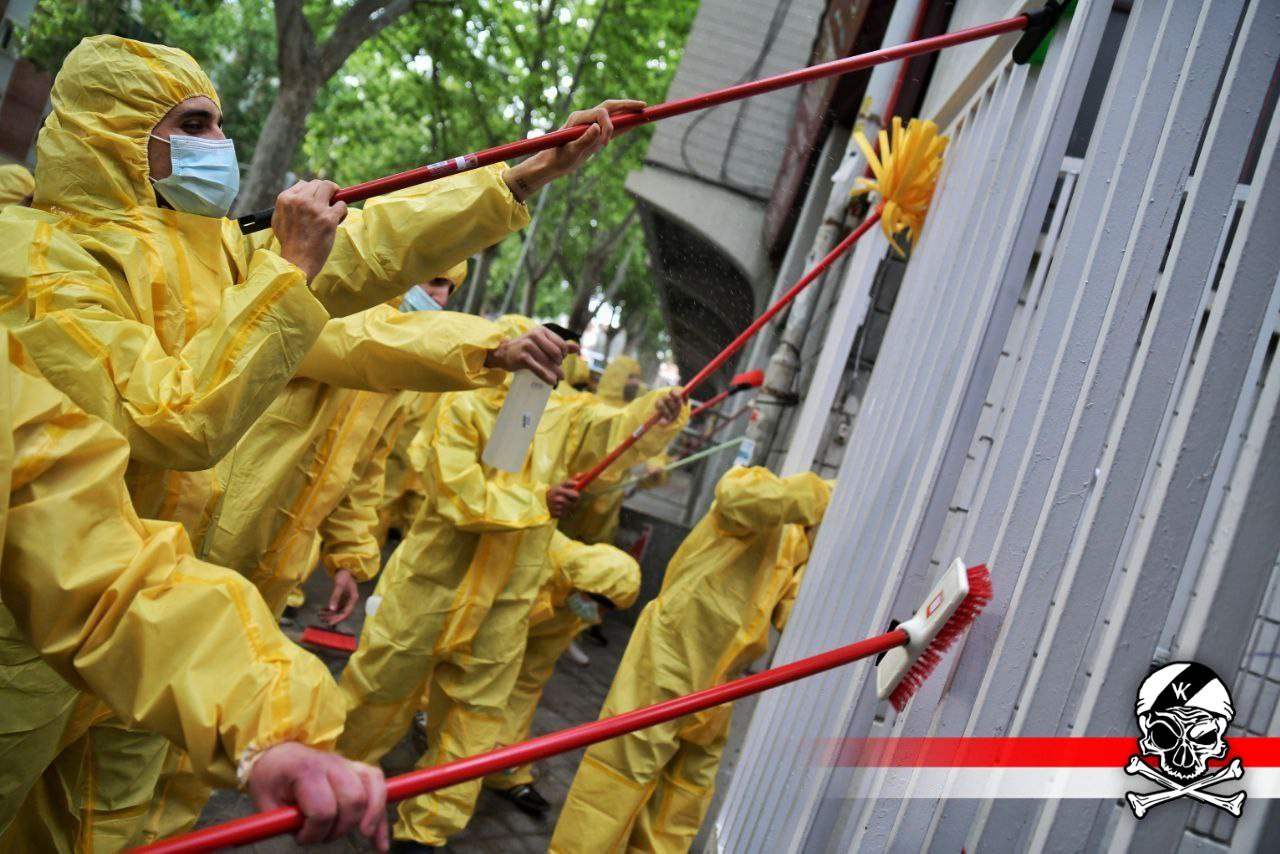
[237,207,275,235]
[1012,2,1067,65]
[543,323,582,343]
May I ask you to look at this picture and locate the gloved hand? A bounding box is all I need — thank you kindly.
[247,742,388,851]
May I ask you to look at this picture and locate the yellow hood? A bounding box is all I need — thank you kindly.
[561,353,590,389]
[0,163,34,207]
[596,354,640,407]
[33,35,220,217]
[442,259,468,291]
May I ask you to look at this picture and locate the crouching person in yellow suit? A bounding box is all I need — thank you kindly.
[0,331,390,850]
[484,530,641,813]
[550,466,832,853]
[338,316,687,850]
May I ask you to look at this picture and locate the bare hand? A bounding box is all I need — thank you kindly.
[503,99,646,201]
[248,742,388,851]
[656,390,685,424]
[485,327,580,386]
[273,179,347,282]
[546,481,582,518]
[319,569,359,626]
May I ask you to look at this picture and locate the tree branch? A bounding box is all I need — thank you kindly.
[319,0,437,81]
[274,0,315,76]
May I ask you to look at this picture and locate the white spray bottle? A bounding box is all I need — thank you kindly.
[482,323,579,472]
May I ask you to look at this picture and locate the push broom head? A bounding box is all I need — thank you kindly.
[730,369,765,392]
[876,559,992,712]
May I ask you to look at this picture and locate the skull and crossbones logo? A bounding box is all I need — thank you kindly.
[1125,661,1246,819]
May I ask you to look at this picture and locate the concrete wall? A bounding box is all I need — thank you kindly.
[627,0,831,385]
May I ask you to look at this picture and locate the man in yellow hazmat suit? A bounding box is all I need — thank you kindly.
[0,34,628,848]
[338,316,688,850]
[0,330,389,850]
[0,163,33,208]
[375,268,472,546]
[550,466,833,853]
[134,260,505,840]
[596,354,644,407]
[559,353,660,546]
[484,530,641,813]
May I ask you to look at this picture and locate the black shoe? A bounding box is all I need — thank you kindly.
[390,840,436,853]
[493,783,551,816]
[585,624,608,647]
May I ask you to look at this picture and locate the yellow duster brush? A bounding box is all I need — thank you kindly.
[853,116,949,255]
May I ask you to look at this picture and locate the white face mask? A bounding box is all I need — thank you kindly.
[150,133,240,218]
[401,286,443,312]
[567,592,602,624]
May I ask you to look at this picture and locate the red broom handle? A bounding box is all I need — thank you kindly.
[572,207,882,491]
[690,387,734,418]
[340,18,1023,200]
[237,15,1027,231]
[135,628,909,853]
[685,404,752,454]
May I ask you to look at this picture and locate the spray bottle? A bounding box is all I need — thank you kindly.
[482,323,580,472]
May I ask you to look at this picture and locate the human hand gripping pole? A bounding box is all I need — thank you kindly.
[236,8,1065,234]
[133,560,990,853]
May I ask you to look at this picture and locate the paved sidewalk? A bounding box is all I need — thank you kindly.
[196,563,629,853]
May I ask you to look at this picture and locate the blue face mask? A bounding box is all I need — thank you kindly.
[567,592,602,624]
[150,133,240,218]
[401,287,443,312]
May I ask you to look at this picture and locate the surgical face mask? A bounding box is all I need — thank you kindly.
[401,287,443,312]
[567,592,602,624]
[149,133,240,218]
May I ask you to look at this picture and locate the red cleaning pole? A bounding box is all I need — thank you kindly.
[237,15,1033,233]
[689,369,764,419]
[138,563,990,854]
[572,207,881,491]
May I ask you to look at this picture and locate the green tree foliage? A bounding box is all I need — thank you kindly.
[21,0,695,362]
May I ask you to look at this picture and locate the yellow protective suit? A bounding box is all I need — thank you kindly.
[339,318,687,847]
[550,467,832,854]
[0,35,527,849]
[373,392,435,543]
[0,164,33,208]
[0,331,342,845]
[485,532,640,792]
[204,304,503,611]
[135,306,507,842]
[559,354,662,545]
[374,260,471,542]
[562,353,592,390]
[0,35,529,538]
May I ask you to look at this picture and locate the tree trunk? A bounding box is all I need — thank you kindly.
[236,81,320,214]
[568,247,631,332]
[464,245,496,315]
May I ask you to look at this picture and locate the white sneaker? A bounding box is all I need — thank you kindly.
[566,641,591,666]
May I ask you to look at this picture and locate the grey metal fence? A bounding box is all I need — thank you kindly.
[710,0,1280,851]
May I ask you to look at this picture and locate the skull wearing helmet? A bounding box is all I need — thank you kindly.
[1135,662,1234,781]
